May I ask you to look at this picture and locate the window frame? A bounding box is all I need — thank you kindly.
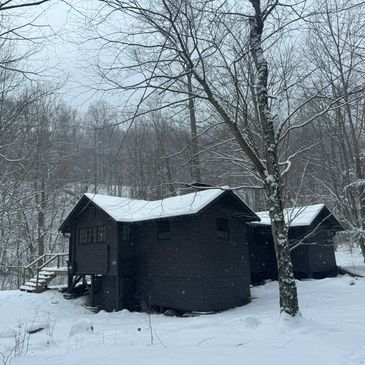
[216,218,230,239]
[79,227,87,245]
[156,220,171,240]
[97,225,106,243]
[87,227,96,244]
[79,225,106,245]
[122,224,130,241]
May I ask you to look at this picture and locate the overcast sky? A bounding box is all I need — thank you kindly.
[15,1,117,113]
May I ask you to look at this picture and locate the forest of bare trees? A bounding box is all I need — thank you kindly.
[0,0,364,316]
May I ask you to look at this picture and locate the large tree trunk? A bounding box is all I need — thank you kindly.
[249,0,299,316]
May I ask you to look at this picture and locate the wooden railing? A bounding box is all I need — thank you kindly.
[22,253,68,286]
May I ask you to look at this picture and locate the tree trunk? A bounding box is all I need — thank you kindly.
[36,182,47,257]
[187,72,201,182]
[359,237,365,263]
[249,1,299,316]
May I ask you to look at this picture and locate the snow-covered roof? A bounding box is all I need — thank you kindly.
[254,204,325,227]
[83,188,243,223]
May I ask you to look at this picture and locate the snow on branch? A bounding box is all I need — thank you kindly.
[344,179,365,191]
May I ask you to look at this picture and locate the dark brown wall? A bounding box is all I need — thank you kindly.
[69,194,253,312]
[194,196,251,310]
[248,216,338,282]
[133,216,201,278]
[131,215,204,311]
[301,229,337,274]
[291,224,337,276]
[248,226,278,283]
[71,203,118,275]
[307,245,337,273]
[116,222,138,310]
[117,223,137,276]
[131,194,252,312]
[290,245,310,275]
[99,274,117,312]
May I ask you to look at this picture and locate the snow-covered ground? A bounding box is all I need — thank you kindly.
[336,244,365,276]
[0,247,364,365]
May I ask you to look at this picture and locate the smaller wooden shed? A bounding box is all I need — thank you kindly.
[59,188,259,313]
[248,204,344,283]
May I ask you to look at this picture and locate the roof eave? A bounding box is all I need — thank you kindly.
[226,190,260,222]
[58,194,118,233]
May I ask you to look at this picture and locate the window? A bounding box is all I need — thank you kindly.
[79,228,87,244]
[157,221,170,240]
[122,224,130,241]
[216,218,229,239]
[98,226,106,243]
[79,226,106,245]
[87,227,97,244]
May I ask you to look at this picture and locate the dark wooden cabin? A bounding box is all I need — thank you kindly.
[59,188,259,313]
[248,204,344,283]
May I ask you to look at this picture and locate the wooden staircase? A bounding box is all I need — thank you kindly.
[20,253,68,293]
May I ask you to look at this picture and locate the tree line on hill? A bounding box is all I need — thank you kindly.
[0,0,363,317]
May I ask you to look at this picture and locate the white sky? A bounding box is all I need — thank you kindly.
[12,0,118,112]
[11,0,318,115]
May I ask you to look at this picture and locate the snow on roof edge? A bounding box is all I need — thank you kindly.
[83,188,228,223]
[253,203,326,227]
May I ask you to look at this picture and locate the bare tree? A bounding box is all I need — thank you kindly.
[89,0,315,316]
[0,1,50,11]
[88,0,365,315]
[303,0,365,259]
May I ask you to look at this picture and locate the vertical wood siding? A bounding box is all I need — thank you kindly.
[248,226,278,283]
[248,213,339,282]
[72,204,117,275]
[69,194,255,312]
[131,194,252,312]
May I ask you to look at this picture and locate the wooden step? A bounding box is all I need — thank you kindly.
[43,266,67,272]
[38,274,56,279]
[20,253,68,294]
[37,274,55,280]
[21,271,56,293]
[39,270,56,276]
[20,285,37,292]
[20,283,48,293]
[29,278,47,284]
[41,268,68,276]
[23,282,41,288]
[23,281,49,288]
